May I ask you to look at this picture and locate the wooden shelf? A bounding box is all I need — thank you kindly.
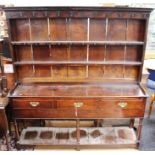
[14,61,142,66]
[18,127,137,146]
[11,41,144,46]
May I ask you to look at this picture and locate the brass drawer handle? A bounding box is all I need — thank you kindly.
[74,102,83,108]
[29,102,40,107]
[118,102,128,108]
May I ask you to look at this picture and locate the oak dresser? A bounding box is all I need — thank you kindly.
[4,6,152,149]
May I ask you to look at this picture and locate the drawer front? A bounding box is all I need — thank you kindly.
[12,99,54,109]
[97,100,146,109]
[13,109,76,119]
[57,100,98,109]
[77,99,146,118]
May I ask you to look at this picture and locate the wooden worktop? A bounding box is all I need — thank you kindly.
[10,83,146,98]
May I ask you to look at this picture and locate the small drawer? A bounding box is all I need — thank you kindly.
[56,100,99,110]
[12,99,53,109]
[97,100,145,109]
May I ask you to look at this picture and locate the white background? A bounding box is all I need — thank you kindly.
[0,0,155,6]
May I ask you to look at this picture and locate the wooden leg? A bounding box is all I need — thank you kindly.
[129,119,135,128]
[5,134,10,151]
[14,119,20,141]
[137,118,143,147]
[8,121,12,136]
[76,119,80,144]
[94,119,102,127]
[148,94,155,119]
[40,120,45,127]
[23,120,27,128]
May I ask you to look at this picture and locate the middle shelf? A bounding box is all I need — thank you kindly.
[14,61,142,66]
[11,41,144,46]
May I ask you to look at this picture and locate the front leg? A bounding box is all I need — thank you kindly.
[14,119,20,141]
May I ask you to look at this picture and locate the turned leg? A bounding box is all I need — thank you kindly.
[14,119,19,141]
[8,121,12,136]
[129,119,135,128]
[22,120,27,128]
[94,119,102,127]
[40,120,45,127]
[75,119,80,151]
[76,119,80,143]
[5,133,10,151]
[137,118,143,147]
[148,94,155,119]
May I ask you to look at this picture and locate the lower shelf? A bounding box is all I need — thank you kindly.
[18,127,137,147]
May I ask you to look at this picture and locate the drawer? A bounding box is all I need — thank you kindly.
[97,100,145,109]
[56,100,98,109]
[13,109,76,119]
[12,99,53,109]
[77,109,145,118]
[77,99,146,118]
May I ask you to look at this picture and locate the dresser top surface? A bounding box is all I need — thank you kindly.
[4,6,153,12]
[10,83,146,98]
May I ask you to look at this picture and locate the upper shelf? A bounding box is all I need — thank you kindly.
[11,41,144,46]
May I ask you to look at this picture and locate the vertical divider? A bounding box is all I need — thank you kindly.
[104,17,108,76]
[48,17,53,78]
[49,18,52,59]
[86,18,90,78]
[67,45,70,80]
[66,18,70,61]
[123,45,126,79]
[29,18,35,77]
[124,19,128,79]
[67,18,70,79]
[49,44,53,78]
[47,17,50,40]
[76,119,80,144]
